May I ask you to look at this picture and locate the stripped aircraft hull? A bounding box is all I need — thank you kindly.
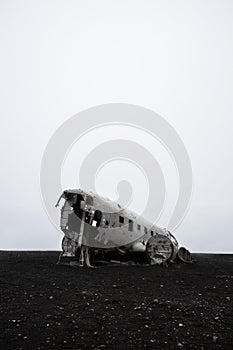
[56,189,193,266]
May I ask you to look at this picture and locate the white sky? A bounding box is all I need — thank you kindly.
[1,0,233,252]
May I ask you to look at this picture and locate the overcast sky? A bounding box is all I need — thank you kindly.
[1,0,233,252]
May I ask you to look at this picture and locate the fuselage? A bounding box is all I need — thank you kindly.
[57,189,178,255]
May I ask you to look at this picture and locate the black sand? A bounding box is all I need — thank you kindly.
[0,252,232,349]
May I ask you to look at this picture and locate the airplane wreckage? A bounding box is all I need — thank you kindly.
[55,189,193,267]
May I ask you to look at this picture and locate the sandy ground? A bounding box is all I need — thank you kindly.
[0,252,233,350]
